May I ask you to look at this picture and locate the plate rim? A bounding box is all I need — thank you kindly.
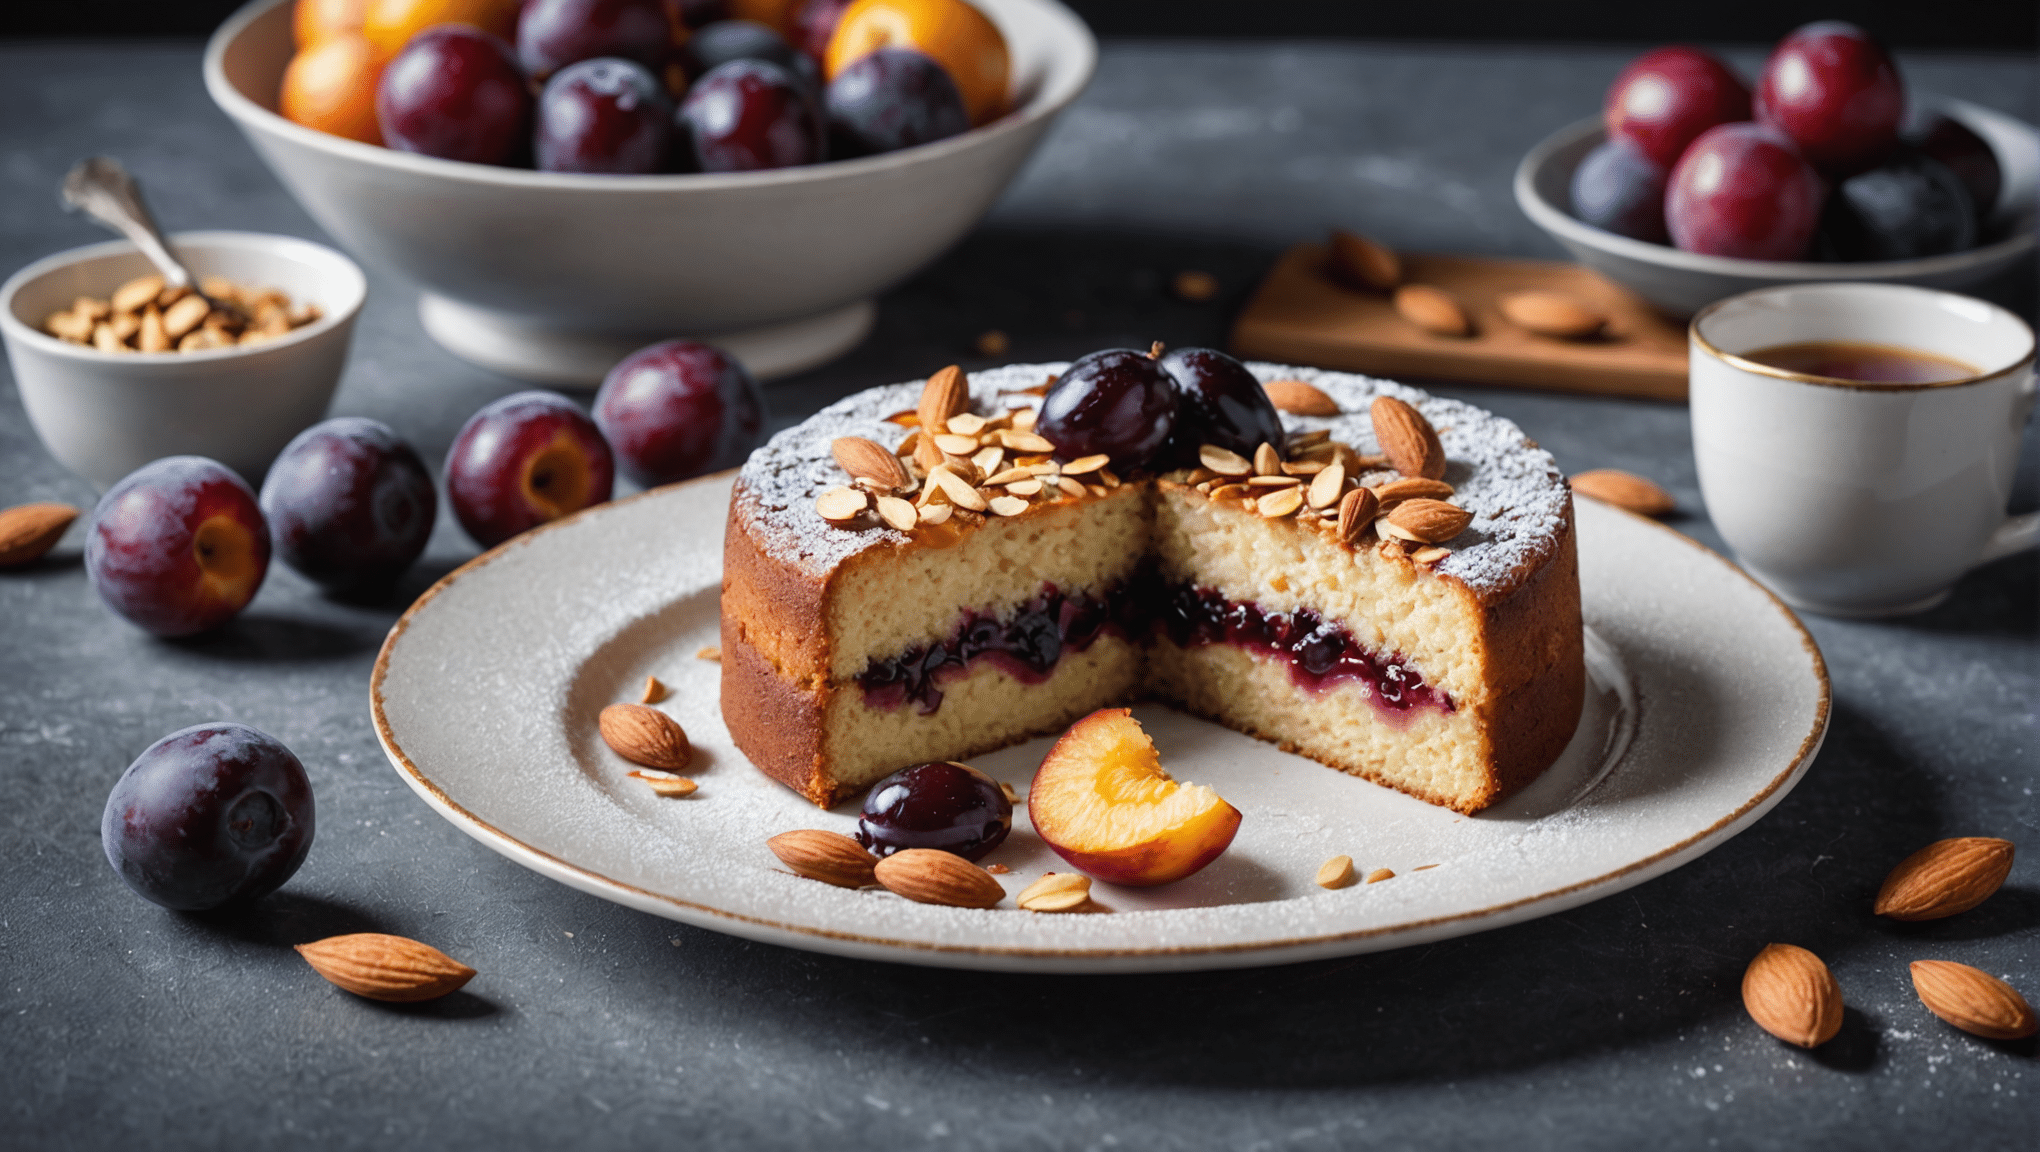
[370,473,1832,965]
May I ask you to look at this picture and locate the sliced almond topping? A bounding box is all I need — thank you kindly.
[1198,444,1251,476]
[1097,469,1121,488]
[999,430,1056,454]
[1011,407,1039,432]
[913,431,946,475]
[629,769,699,797]
[1017,871,1093,912]
[1282,459,1328,475]
[1412,546,1450,564]
[1183,466,1219,485]
[1246,474,1301,488]
[1307,461,1347,509]
[640,675,669,704]
[918,502,953,525]
[894,430,919,457]
[875,495,919,531]
[1365,868,1395,884]
[1004,478,1044,497]
[1336,486,1378,544]
[1208,483,1251,502]
[1257,486,1305,518]
[1061,454,1110,475]
[1056,476,1087,498]
[832,436,911,490]
[981,467,1033,486]
[1252,442,1283,475]
[946,412,987,436]
[929,466,988,511]
[933,433,979,456]
[1263,379,1340,416]
[1316,856,1356,889]
[987,495,1030,517]
[884,408,919,426]
[1288,428,1333,450]
[815,486,868,521]
[970,445,1005,475]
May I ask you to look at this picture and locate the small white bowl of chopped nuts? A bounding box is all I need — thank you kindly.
[1,230,364,488]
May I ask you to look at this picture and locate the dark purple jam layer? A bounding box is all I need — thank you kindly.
[1157,584,1450,713]
[858,573,1451,717]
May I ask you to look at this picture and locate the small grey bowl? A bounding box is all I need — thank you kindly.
[1514,97,2039,318]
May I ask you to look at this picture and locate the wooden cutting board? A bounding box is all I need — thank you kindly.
[1229,244,1690,400]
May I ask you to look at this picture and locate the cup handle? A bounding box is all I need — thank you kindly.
[1980,511,2040,564]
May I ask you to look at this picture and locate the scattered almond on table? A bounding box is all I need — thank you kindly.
[1873,837,2013,921]
[43,274,321,353]
[1909,960,2038,1040]
[1742,943,1844,1048]
[295,933,475,1003]
[0,502,79,567]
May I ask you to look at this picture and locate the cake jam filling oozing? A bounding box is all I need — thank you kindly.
[857,576,1451,719]
[1158,583,1451,715]
[858,584,1139,714]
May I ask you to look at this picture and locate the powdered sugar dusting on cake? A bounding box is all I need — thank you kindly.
[733,362,1569,598]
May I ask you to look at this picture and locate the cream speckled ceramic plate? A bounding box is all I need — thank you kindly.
[372,473,1828,973]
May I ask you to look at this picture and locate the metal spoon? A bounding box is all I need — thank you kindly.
[61,156,209,300]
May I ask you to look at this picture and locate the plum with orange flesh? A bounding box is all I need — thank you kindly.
[1028,708,1241,887]
[444,391,615,548]
[85,456,271,637]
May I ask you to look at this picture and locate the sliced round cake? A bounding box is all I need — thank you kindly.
[721,356,1582,814]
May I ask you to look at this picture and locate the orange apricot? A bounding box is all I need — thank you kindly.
[293,0,369,49]
[727,0,803,33]
[279,32,384,145]
[825,0,1009,126]
[360,0,520,62]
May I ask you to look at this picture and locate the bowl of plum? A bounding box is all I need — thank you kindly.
[1515,22,2037,317]
[204,0,1096,384]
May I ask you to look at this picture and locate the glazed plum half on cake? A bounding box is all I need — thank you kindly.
[720,345,1583,814]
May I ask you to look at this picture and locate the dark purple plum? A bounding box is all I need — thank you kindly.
[593,339,765,485]
[537,57,674,173]
[1902,109,2001,224]
[1603,46,1749,169]
[1755,21,1904,178]
[676,19,818,89]
[855,761,1011,861]
[258,417,436,594]
[1570,138,1669,243]
[86,456,270,637]
[678,58,823,171]
[825,48,967,158]
[376,25,532,166]
[102,722,315,911]
[1815,150,1976,262]
[518,0,672,80]
[444,391,615,548]
[1035,345,1178,471]
[1666,122,1824,260]
[789,0,853,67]
[1157,346,1284,464]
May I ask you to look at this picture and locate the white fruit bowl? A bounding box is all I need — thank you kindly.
[203,0,1095,383]
[1514,97,2039,318]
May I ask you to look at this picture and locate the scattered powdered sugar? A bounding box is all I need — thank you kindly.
[734,361,1569,599]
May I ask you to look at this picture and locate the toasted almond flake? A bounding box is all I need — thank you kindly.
[630,770,699,797]
[1194,481,1214,493]
[884,408,919,426]
[1056,476,1087,498]
[1307,461,1347,508]
[913,432,946,475]
[946,413,987,436]
[1246,474,1302,488]
[1061,453,1110,475]
[970,445,1005,474]
[1208,483,1251,501]
[1183,467,1219,485]
[933,433,979,456]
[1257,486,1305,518]
[1004,478,1044,496]
[1413,546,1450,564]
[815,486,868,521]
[1287,428,1333,449]
[985,863,1011,874]
[987,494,1030,517]
[894,430,919,457]
[695,646,720,662]
[1316,856,1356,889]
[929,466,988,511]
[918,502,953,525]
[1282,459,1329,475]
[999,430,1056,453]
[1098,469,1121,488]
[981,467,1032,486]
[1011,407,1038,432]
[640,675,669,703]
[1018,872,1093,913]
[1366,868,1395,884]
[1198,444,1251,476]
[1089,485,1113,498]
[876,495,919,531]
[998,781,1019,804]
[1252,442,1283,475]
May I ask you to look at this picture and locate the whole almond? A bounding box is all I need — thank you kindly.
[0,503,79,567]
[1371,477,1454,512]
[874,848,1005,908]
[1370,396,1447,480]
[1383,498,1472,544]
[1328,229,1401,290]
[1874,837,2014,921]
[295,933,476,1002]
[1263,379,1340,416]
[767,829,877,889]
[1909,960,2038,1040]
[832,436,910,490]
[1335,486,1378,544]
[598,703,691,770]
[1742,943,1844,1048]
[1570,469,1675,516]
[918,364,968,433]
[1393,284,1471,336]
[1499,290,1606,339]
[1017,871,1092,912]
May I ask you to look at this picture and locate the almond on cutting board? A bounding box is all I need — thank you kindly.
[1499,290,1606,339]
[1393,284,1471,337]
[1327,229,1401,290]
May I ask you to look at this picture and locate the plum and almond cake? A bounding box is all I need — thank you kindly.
[720,346,1582,814]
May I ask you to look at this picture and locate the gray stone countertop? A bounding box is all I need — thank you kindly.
[1,38,2034,1151]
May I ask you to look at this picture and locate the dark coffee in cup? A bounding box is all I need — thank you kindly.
[1738,340,1975,385]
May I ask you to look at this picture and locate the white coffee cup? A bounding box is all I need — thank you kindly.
[1690,282,2037,618]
